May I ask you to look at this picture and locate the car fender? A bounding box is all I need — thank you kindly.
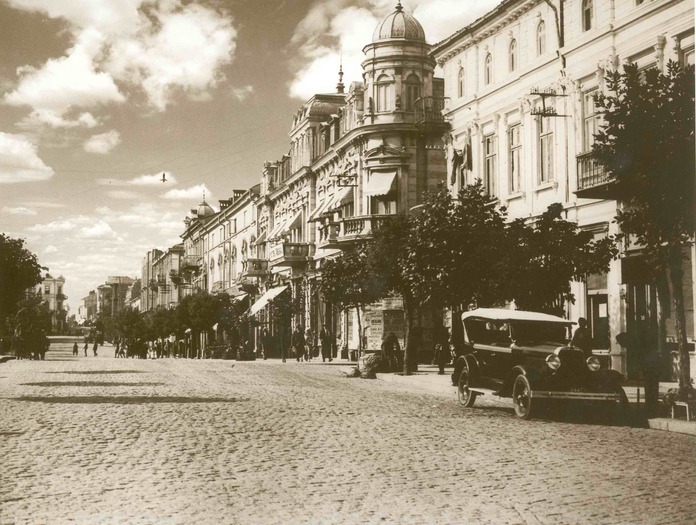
[453,355,481,387]
[499,365,542,397]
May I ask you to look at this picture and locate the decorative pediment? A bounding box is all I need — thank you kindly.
[364,142,407,161]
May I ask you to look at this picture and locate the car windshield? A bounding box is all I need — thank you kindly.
[510,321,569,345]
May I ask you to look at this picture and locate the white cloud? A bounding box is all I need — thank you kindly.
[3,206,37,216]
[231,85,254,102]
[79,220,117,239]
[162,183,212,201]
[288,0,499,100]
[0,132,54,184]
[106,3,237,111]
[4,0,237,124]
[44,245,58,254]
[4,29,126,122]
[27,217,86,233]
[84,130,121,154]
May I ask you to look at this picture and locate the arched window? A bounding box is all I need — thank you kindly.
[509,39,517,72]
[404,74,421,111]
[457,67,465,97]
[484,54,493,85]
[375,74,392,112]
[536,21,546,56]
[582,0,593,31]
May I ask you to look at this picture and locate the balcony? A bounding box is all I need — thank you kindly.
[575,152,616,199]
[317,222,340,249]
[268,242,314,267]
[415,96,448,129]
[156,274,166,285]
[181,255,202,271]
[338,214,393,243]
[242,258,269,278]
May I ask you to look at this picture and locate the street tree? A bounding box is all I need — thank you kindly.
[504,203,618,315]
[9,293,52,358]
[592,61,695,392]
[113,307,146,342]
[0,234,44,333]
[319,243,381,356]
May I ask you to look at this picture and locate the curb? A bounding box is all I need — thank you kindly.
[647,418,696,436]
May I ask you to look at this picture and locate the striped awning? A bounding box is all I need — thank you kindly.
[249,285,289,316]
[364,171,397,196]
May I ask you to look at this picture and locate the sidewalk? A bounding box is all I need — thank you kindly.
[376,365,696,436]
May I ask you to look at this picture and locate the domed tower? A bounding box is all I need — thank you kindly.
[362,1,436,125]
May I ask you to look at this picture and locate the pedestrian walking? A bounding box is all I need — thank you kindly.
[320,326,332,362]
[40,337,48,360]
[304,328,314,362]
[381,332,400,372]
[92,340,98,357]
[72,342,78,356]
[571,317,593,358]
[260,329,271,360]
[114,338,120,358]
[434,325,450,375]
[292,327,305,362]
[83,339,88,357]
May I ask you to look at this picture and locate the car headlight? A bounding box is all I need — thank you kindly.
[546,354,561,371]
[586,356,601,372]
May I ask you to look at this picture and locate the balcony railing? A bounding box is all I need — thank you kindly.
[317,222,340,248]
[268,242,314,266]
[338,214,393,241]
[242,258,268,277]
[181,255,202,271]
[156,274,166,284]
[414,96,446,124]
[576,152,615,199]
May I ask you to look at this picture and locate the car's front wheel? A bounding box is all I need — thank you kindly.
[457,361,477,407]
[512,374,535,420]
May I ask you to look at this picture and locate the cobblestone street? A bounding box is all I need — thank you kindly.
[1,342,695,525]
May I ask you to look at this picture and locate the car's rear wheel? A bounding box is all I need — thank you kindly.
[512,374,535,420]
[457,361,477,407]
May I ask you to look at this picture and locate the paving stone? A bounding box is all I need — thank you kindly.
[0,342,695,524]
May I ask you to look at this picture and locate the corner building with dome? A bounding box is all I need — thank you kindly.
[230,2,448,358]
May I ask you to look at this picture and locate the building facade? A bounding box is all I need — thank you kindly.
[34,273,67,332]
[432,0,695,378]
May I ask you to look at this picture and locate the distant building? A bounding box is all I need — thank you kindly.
[125,279,141,311]
[96,276,135,318]
[33,273,67,332]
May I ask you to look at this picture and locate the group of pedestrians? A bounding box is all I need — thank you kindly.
[72,340,99,357]
[291,326,334,362]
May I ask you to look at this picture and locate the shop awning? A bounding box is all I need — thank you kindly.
[253,230,267,245]
[249,285,289,316]
[364,171,397,196]
[284,211,303,232]
[326,186,353,212]
[267,217,288,239]
[233,292,248,302]
[308,197,329,221]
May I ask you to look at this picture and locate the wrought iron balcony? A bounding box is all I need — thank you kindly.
[268,242,314,267]
[242,258,268,278]
[575,152,616,199]
[414,96,446,125]
[181,255,202,271]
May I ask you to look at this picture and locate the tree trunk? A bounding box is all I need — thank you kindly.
[668,247,691,392]
[356,306,363,358]
[403,296,415,376]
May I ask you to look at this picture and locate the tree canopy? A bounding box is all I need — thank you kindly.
[592,61,695,391]
[0,234,44,332]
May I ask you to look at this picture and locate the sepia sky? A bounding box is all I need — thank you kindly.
[0,0,498,312]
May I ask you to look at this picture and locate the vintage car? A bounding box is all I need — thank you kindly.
[452,308,627,420]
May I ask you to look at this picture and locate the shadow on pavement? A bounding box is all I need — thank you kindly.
[44,370,148,375]
[20,381,165,387]
[12,396,247,404]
